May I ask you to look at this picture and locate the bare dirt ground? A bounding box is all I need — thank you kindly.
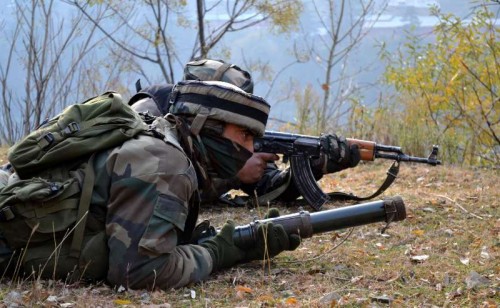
[0,148,498,307]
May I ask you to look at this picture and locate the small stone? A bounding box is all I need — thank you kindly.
[140,292,151,304]
[46,295,58,302]
[411,255,429,262]
[465,271,490,289]
[4,291,22,305]
[319,292,341,304]
[443,273,452,286]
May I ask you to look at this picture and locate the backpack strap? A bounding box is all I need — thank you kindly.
[69,154,96,259]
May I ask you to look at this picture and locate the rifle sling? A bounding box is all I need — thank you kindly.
[327,161,400,201]
[255,169,293,206]
[217,170,293,208]
[217,161,399,207]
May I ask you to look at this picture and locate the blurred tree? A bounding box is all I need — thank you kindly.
[383,3,499,165]
[0,0,130,144]
[69,0,302,84]
[294,0,387,133]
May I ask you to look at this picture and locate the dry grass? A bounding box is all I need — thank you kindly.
[0,153,498,307]
[0,147,8,166]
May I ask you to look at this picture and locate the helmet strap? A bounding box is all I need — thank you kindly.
[190,108,210,135]
[211,63,232,81]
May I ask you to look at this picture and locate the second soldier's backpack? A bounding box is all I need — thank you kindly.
[0,91,147,280]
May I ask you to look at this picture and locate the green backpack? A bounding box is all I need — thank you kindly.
[0,91,147,280]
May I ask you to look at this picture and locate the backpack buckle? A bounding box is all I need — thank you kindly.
[39,133,55,150]
[0,206,15,221]
[63,122,80,135]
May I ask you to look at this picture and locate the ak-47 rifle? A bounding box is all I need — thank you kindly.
[196,196,406,247]
[254,131,441,211]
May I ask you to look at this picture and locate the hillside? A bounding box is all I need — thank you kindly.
[0,151,498,307]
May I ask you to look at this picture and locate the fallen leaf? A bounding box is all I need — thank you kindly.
[285,297,298,305]
[480,247,490,259]
[257,294,274,302]
[412,230,425,236]
[235,285,253,294]
[114,299,132,305]
[429,199,440,206]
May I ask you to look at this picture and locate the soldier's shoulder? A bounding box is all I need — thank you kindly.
[108,134,192,175]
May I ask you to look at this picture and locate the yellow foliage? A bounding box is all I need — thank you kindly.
[382,5,499,166]
[255,0,302,33]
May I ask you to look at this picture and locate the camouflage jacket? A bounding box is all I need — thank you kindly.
[92,133,213,290]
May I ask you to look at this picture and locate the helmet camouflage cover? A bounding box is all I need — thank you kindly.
[169,80,270,137]
[183,59,254,94]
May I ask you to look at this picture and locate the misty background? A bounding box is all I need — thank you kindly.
[0,0,477,124]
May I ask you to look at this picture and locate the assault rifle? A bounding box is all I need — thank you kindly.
[254,131,441,211]
[197,196,406,247]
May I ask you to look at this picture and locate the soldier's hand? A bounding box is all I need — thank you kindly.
[312,134,361,174]
[236,152,279,184]
[201,210,301,271]
[201,220,246,271]
[244,208,301,261]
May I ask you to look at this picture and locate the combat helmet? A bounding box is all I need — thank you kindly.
[128,59,254,117]
[169,80,269,137]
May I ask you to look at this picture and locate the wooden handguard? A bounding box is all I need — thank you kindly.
[347,138,376,161]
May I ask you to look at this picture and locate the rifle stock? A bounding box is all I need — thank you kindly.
[233,196,406,248]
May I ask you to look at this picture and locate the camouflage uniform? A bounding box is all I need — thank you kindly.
[93,133,213,289]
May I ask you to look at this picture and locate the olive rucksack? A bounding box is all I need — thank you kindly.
[0,91,147,280]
